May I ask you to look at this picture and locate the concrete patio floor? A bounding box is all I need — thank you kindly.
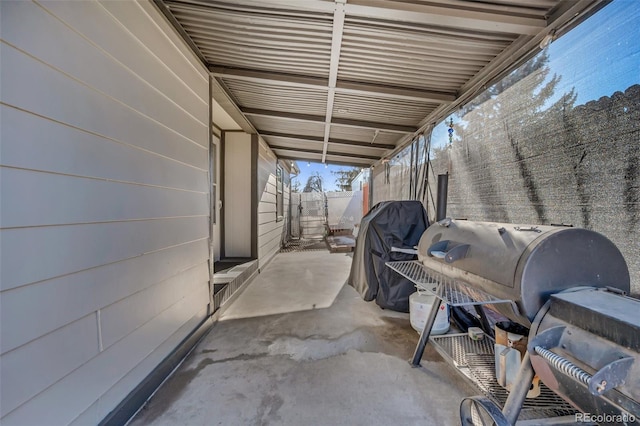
[129,250,474,425]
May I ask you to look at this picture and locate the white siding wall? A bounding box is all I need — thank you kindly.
[0,1,210,424]
[223,132,252,257]
[257,138,289,269]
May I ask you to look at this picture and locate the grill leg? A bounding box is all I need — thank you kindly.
[502,351,535,424]
[410,297,442,367]
[473,305,494,338]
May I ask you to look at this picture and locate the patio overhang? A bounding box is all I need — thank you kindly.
[155,0,609,166]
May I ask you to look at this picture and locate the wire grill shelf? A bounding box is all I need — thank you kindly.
[386,260,513,306]
[431,334,578,421]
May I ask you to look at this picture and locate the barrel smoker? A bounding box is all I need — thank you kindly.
[399,219,639,425]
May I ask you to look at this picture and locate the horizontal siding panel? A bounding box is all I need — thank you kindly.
[0,287,208,426]
[1,44,207,170]
[258,176,276,196]
[100,0,208,106]
[259,200,277,211]
[1,216,208,291]
[257,152,276,183]
[1,168,208,228]
[260,192,277,205]
[258,151,276,166]
[0,239,208,354]
[69,307,208,426]
[0,314,99,415]
[258,171,277,188]
[259,229,281,253]
[259,249,278,270]
[259,222,282,244]
[259,234,282,268]
[258,246,279,266]
[259,219,283,238]
[1,1,207,146]
[0,1,211,423]
[100,263,208,349]
[258,202,277,213]
[35,0,208,122]
[258,211,276,225]
[264,180,277,196]
[1,106,208,192]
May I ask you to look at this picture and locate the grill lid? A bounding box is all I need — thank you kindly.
[417,219,630,324]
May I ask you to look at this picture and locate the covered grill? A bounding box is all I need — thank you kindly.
[387,218,639,425]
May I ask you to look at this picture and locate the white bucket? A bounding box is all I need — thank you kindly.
[409,291,449,335]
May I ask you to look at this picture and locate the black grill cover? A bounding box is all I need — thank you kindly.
[348,201,429,312]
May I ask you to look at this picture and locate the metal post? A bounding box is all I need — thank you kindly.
[502,351,535,424]
[436,173,448,221]
[410,297,442,366]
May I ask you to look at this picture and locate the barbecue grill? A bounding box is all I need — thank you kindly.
[387,218,639,425]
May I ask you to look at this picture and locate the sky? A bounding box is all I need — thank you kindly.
[544,0,639,106]
[431,0,640,150]
[291,161,362,192]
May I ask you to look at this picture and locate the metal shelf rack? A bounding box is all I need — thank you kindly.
[430,334,577,421]
[386,260,514,307]
[387,260,577,423]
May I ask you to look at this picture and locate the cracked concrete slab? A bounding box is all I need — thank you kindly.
[129,252,474,426]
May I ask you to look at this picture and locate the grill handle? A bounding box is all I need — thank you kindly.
[528,326,635,396]
[427,240,470,264]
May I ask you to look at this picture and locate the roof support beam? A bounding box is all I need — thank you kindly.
[209,66,329,89]
[344,1,546,35]
[322,0,347,163]
[242,108,416,134]
[210,66,456,103]
[331,117,415,134]
[336,81,455,103]
[270,145,381,160]
[260,131,396,150]
[277,155,373,168]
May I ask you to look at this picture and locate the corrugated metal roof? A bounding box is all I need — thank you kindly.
[158,0,607,166]
[223,79,328,115]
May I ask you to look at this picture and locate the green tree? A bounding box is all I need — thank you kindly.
[291,178,301,193]
[303,172,324,192]
[441,49,575,223]
[331,168,360,191]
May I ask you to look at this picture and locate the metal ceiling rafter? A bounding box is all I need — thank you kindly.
[209,66,456,103]
[270,145,380,160]
[277,155,373,168]
[259,131,395,150]
[336,80,455,103]
[241,107,416,134]
[322,0,347,163]
[210,66,328,89]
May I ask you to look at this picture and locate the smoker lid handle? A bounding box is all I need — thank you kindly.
[390,247,418,255]
[427,241,470,263]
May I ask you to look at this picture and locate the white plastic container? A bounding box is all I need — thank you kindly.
[409,291,449,335]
